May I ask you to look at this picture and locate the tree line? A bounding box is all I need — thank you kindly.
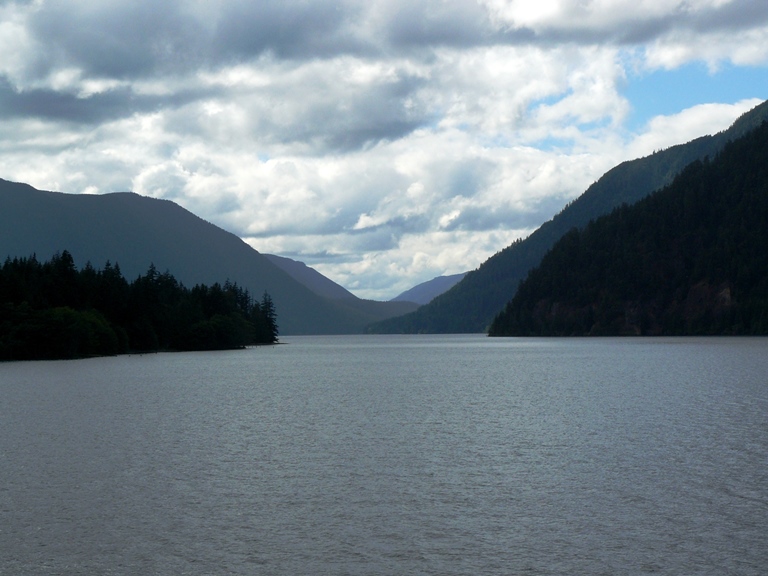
[489,120,768,336]
[0,250,278,360]
[368,101,768,335]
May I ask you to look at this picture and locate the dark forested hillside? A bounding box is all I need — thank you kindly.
[489,120,768,336]
[0,182,415,334]
[0,251,278,360]
[370,99,768,334]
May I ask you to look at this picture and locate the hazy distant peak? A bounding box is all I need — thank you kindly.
[391,273,468,305]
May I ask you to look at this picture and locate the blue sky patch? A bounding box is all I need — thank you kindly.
[624,62,768,131]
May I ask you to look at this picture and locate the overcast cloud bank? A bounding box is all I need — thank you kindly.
[1,0,766,298]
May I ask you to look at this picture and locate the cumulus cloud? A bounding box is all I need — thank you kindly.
[0,0,766,299]
[626,98,765,158]
[481,0,766,44]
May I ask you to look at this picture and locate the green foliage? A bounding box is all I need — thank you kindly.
[0,253,278,360]
[0,304,123,360]
[489,120,768,336]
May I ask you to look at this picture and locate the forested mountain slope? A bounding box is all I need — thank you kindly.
[0,182,414,334]
[369,100,768,333]
[489,120,768,336]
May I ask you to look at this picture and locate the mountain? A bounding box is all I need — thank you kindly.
[0,181,416,334]
[262,254,419,321]
[390,273,467,305]
[369,99,768,334]
[264,253,356,300]
[488,119,768,336]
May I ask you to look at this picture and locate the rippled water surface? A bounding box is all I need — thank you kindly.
[1,335,767,575]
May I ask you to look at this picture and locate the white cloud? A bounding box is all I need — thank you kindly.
[0,0,767,299]
[644,27,768,71]
[626,99,764,159]
[481,0,744,35]
[0,3,37,82]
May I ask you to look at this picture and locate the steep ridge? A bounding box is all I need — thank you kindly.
[0,182,414,334]
[264,253,419,319]
[390,273,467,305]
[489,119,768,336]
[265,253,357,300]
[369,99,768,334]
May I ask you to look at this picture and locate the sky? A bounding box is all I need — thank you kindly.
[1,0,767,300]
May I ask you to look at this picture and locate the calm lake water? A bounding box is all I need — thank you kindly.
[1,335,767,575]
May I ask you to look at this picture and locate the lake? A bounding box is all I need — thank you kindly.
[1,335,767,575]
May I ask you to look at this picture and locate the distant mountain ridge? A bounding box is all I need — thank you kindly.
[0,181,416,334]
[369,99,768,333]
[489,118,768,335]
[264,253,357,300]
[390,273,467,305]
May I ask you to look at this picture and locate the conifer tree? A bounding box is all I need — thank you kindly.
[260,291,279,343]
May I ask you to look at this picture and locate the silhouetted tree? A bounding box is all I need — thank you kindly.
[0,253,279,360]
